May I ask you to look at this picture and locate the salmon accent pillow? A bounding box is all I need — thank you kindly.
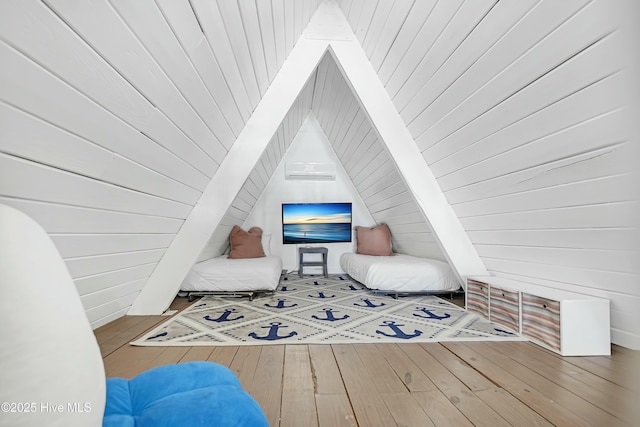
[228,225,266,259]
[355,224,393,256]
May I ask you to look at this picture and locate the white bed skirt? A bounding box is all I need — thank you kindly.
[180,255,282,292]
[340,253,460,292]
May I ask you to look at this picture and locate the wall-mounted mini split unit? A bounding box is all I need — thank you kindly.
[285,162,336,181]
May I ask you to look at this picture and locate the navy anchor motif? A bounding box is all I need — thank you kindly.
[146,331,168,340]
[203,308,244,323]
[354,298,386,308]
[308,291,335,299]
[249,322,297,341]
[264,299,298,309]
[376,320,422,339]
[279,286,296,292]
[312,308,349,322]
[494,327,515,335]
[341,284,360,291]
[413,307,451,320]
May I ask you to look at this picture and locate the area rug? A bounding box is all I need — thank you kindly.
[132,275,525,346]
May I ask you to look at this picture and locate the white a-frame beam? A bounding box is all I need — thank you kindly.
[327,41,488,279]
[128,39,327,315]
[129,2,487,315]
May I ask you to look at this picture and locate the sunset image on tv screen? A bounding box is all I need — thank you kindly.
[282,203,352,244]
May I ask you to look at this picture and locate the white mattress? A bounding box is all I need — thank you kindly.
[180,255,282,292]
[340,253,460,292]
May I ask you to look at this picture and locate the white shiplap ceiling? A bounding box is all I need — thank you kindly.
[1,0,638,348]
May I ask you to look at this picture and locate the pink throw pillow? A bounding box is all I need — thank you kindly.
[228,225,266,259]
[355,224,393,256]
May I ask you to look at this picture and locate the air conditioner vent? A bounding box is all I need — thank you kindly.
[285,162,336,180]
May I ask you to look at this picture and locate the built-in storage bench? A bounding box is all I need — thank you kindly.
[467,276,611,356]
[467,279,489,318]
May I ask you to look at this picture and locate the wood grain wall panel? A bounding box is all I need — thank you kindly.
[338,0,637,345]
[375,0,437,83]
[433,82,624,188]
[366,0,414,70]
[359,176,404,202]
[483,258,637,296]
[198,77,317,262]
[0,103,202,205]
[0,0,222,177]
[0,42,210,192]
[399,0,540,126]
[383,0,464,100]
[476,245,637,277]
[340,120,373,167]
[352,0,377,43]
[360,0,394,59]
[0,198,183,234]
[392,0,498,114]
[3,0,635,343]
[80,278,147,315]
[189,0,256,116]
[1,0,324,327]
[283,0,296,54]
[460,203,636,231]
[272,0,286,66]
[51,234,174,258]
[84,293,139,326]
[44,0,224,171]
[425,33,621,170]
[411,0,593,151]
[0,155,191,219]
[440,115,625,199]
[255,0,278,82]
[215,0,262,100]
[311,56,445,261]
[238,0,269,96]
[66,249,165,280]
[74,264,156,296]
[453,174,632,219]
[467,229,637,252]
[156,0,247,135]
[109,0,235,155]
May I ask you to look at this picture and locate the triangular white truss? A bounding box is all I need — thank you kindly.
[129,2,487,315]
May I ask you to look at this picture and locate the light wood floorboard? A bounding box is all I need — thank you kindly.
[95,296,640,426]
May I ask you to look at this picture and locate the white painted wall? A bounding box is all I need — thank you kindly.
[2,0,638,347]
[0,0,321,328]
[311,54,450,263]
[244,114,373,274]
[337,0,640,348]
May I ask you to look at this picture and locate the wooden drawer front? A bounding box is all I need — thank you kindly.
[467,280,489,318]
[521,293,561,352]
[490,287,520,332]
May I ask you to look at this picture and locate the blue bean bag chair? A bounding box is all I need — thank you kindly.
[104,362,268,427]
[0,204,268,427]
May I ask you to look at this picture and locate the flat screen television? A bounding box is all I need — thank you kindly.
[282,202,352,244]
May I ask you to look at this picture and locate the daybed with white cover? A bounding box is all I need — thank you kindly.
[341,223,462,296]
[340,252,461,295]
[180,255,282,300]
[180,226,282,300]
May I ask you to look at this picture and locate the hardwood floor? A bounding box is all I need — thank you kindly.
[95,296,639,426]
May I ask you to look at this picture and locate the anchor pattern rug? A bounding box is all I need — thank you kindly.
[132,275,525,346]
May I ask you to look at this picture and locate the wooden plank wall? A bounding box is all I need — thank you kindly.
[0,0,320,328]
[198,78,317,261]
[311,55,446,261]
[337,0,639,346]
